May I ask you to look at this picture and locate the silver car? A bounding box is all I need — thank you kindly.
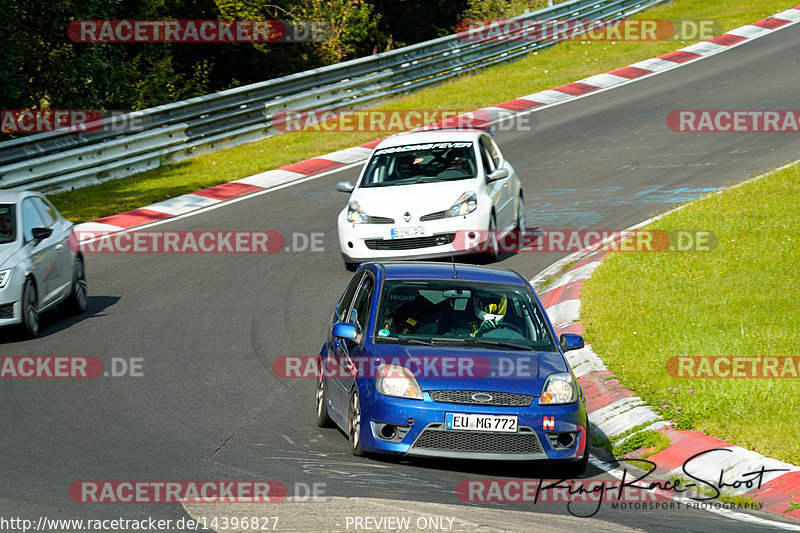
[0,190,87,337]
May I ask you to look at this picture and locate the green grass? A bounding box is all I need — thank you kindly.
[47,0,798,222]
[612,430,671,458]
[581,163,800,464]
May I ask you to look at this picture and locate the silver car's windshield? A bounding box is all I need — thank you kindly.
[360,142,476,188]
[0,204,16,244]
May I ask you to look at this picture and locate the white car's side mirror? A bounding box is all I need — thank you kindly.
[487,168,508,182]
[336,181,355,193]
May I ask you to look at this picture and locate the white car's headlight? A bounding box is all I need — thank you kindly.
[376,364,423,400]
[539,373,577,405]
[446,192,477,218]
[0,268,11,289]
[346,201,369,224]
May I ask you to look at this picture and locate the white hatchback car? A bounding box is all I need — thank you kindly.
[337,129,524,270]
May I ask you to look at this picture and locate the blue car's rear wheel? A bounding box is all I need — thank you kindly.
[315,370,334,428]
[348,388,364,456]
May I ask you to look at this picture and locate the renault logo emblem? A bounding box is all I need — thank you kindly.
[403,212,411,222]
[472,392,492,403]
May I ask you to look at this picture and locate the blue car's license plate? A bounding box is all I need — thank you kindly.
[445,413,518,432]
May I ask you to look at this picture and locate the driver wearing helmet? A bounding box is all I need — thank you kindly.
[471,294,508,337]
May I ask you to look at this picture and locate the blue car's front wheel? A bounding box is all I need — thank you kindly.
[348,388,365,456]
[315,371,334,428]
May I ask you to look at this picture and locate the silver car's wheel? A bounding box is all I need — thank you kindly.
[516,197,525,232]
[315,369,334,428]
[61,256,88,315]
[21,278,39,338]
[348,388,364,456]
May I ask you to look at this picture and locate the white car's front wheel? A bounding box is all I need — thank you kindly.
[484,213,500,263]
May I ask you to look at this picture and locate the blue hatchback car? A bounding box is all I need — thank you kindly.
[316,262,589,476]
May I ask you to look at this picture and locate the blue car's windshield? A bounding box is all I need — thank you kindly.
[360,142,477,187]
[374,279,556,351]
[0,204,16,244]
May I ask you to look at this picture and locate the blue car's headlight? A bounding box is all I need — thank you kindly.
[539,373,577,405]
[346,201,369,224]
[446,192,477,218]
[0,268,11,289]
[376,364,423,400]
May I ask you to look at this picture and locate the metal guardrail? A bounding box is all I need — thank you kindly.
[0,0,666,193]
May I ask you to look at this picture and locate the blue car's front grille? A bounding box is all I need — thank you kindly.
[412,425,542,455]
[0,303,13,318]
[428,390,533,407]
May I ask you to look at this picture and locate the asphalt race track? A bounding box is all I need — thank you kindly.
[2,21,800,533]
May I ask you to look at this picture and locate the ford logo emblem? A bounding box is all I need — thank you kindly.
[472,393,492,402]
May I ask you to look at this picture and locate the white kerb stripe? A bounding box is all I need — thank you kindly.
[630,58,681,72]
[545,298,580,326]
[773,8,800,22]
[141,194,220,216]
[322,147,373,164]
[579,73,630,88]
[727,25,772,39]
[235,168,307,188]
[524,90,574,104]
[679,42,728,56]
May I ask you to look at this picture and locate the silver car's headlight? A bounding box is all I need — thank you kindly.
[539,373,577,405]
[0,268,11,289]
[376,364,423,400]
[446,192,477,218]
[346,201,369,224]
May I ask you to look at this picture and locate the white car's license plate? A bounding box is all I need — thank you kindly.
[445,413,518,433]
[389,227,426,239]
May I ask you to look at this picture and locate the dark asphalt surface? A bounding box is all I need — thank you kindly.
[2,20,800,533]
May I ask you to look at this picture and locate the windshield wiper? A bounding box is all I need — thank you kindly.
[431,336,531,351]
[378,335,434,346]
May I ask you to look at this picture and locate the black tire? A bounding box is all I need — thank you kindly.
[315,369,335,428]
[60,256,88,315]
[342,255,359,272]
[515,196,525,231]
[551,423,591,478]
[482,213,500,263]
[20,277,39,338]
[348,387,365,456]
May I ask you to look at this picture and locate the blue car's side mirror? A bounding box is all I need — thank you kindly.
[559,333,584,352]
[332,322,358,340]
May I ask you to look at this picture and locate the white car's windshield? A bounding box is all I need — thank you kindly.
[360,142,477,188]
[0,204,16,244]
